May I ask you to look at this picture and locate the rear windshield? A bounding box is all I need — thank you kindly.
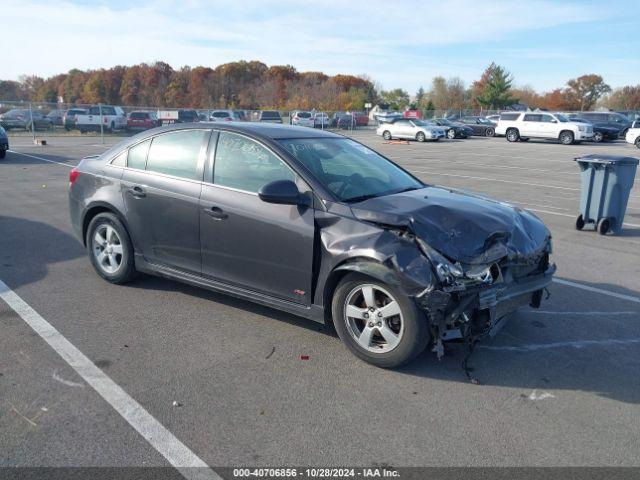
[261,111,281,118]
[179,110,198,121]
[212,112,231,118]
[130,112,149,120]
[297,112,312,118]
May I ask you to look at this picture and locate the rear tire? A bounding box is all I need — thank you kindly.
[485,127,495,137]
[446,129,456,139]
[331,273,429,368]
[0,149,6,159]
[593,131,603,143]
[575,214,585,231]
[506,128,519,142]
[86,212,137,284]
[635,137,640,149]
[559,131,574,145]
[382,130,392,140]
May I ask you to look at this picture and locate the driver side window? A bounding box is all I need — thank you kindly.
[213,131,295,193]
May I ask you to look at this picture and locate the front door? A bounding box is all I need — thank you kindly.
[121,129,210,274]
[200,131,315,304]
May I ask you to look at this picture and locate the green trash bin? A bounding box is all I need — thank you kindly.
[575,154,638,235]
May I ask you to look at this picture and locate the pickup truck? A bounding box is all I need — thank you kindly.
[76,106,127,133]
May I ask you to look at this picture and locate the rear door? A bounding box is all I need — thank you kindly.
[393,119,414,138]
[199,131,315,304]
[121,129,210,274]
[538,114,558,138]
[521,114,541,136]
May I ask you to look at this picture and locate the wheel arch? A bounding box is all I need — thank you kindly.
[81,202,131,247]
[322,258,402,325]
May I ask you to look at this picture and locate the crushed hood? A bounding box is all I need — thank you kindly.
[349,186,550,264]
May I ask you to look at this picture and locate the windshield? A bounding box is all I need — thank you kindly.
[477,118,493,125]
[436,119,451,125]
[278,138,423,202]
[555,113,569,122]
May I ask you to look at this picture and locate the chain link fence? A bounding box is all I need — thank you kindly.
[0,99,508,144]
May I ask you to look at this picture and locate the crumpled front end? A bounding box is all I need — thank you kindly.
[344,186,556,357]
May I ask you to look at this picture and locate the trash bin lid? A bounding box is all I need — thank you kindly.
[575,154,639,166]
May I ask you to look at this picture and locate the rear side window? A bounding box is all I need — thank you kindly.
[500,113,519,121]
[213,132,295,193]
[145,130,207,180]
[523,114,541,122]
[127,139,151,170]
[111,151,127,167]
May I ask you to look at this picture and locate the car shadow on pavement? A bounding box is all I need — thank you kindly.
[0,216,84,290]
[398,278,640,404]
[125,274,338,338]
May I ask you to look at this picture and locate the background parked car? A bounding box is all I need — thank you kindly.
[351,111,369,126]
[432,118,474,139]
[64,108,88,130]
[45,109,65,127]
[76,105,127,133]
[456,116,497,136]
[290,110,314,127]
[331,112,355,129]
[625,121,640,148]
[313,112,330,128]
[126,111,160,132]
[569,111,631,137]
[377,118,446,142]
[0,125,8,159]
[158,109,200,124]
[403,109,423,120]
[210,109,243,122]
[0,109,53,131]
[567,117,619,142]
[259,110,283,123]
[496,112,593,145]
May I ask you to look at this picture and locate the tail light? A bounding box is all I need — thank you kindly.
[69,167,80,186]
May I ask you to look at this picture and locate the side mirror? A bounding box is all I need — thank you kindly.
[258,179,303,205]
[551,119,557,123]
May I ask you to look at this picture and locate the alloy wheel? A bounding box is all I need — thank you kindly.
[343,284,404,353]
[92,224,124,274]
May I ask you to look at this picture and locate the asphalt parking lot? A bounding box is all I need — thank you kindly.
[1,132,639,474]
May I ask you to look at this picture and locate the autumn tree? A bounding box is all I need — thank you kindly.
[472,62,517,109]
[601,85,640,111]
[565,74,610,111]
[379,88,410,110]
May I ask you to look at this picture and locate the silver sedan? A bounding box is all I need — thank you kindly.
[376,118,446,142]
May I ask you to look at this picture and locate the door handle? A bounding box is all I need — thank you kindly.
[128,186,146,198]
[204,206,228,220]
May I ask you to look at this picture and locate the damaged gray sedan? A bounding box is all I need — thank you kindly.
[69,123,555,368]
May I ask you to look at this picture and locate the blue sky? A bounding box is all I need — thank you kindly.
[4,0,639,94]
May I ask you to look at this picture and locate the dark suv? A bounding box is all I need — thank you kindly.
[573,112,631,137]
[69,123,554,368]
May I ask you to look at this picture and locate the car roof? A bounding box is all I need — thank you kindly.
[120,122,341,143]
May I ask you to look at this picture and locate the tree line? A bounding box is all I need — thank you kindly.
[1,60,638,112]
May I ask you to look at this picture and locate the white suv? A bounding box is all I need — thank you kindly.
[496,112,593,145]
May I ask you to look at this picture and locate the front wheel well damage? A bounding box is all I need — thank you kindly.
[322,258,404,325]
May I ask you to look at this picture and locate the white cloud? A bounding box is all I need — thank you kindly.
[2,0,614,92]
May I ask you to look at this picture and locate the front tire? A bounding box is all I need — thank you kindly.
[446,129,456,139]
[416,132,426,142]
[559,131,574,145]
[506,128,519,142]
[86,212,137,284]
[593,131,603,143]
[635,137,640,149]
[0,149,6,159]
[331,273,429,368]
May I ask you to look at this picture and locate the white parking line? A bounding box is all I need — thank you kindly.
[8,150,75,168]
[0,279,221,480]
[526,208,640,228]
[528,310,639,316]
[412,169,580,191]
[553,278,640,304]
